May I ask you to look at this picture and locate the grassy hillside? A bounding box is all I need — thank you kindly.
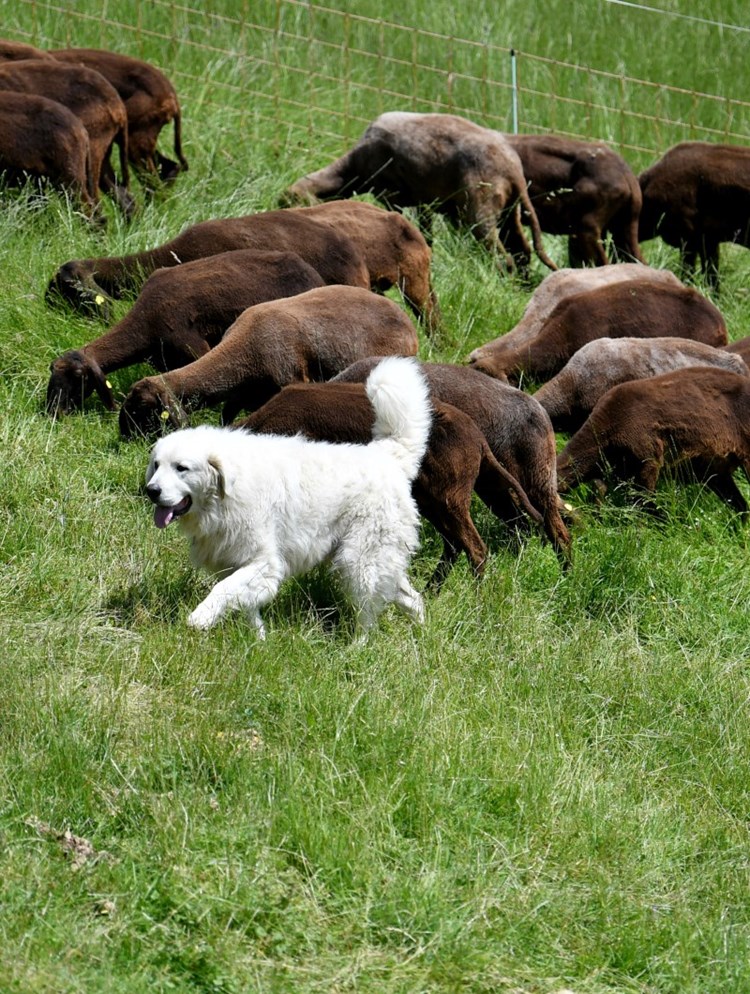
[3,3,750,992]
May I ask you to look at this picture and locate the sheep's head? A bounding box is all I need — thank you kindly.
[466,350,512,384]
[46,350,116,415]
[45,262,113,320]
[119,378,189,440]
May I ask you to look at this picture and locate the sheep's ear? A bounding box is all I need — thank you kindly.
[208,454,232,499]
[86,355,117,411]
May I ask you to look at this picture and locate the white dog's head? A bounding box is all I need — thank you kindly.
[145,427,234,529]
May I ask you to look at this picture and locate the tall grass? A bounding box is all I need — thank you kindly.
[2,3,750,992]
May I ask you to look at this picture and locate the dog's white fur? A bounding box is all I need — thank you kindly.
[145,356,432,638]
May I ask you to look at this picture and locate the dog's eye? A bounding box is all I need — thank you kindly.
[152,460,159,470]
[176,464,189,473]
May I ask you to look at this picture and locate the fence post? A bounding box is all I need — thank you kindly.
[510,48,518,133]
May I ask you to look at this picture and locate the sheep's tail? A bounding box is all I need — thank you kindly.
[365,356,432,480]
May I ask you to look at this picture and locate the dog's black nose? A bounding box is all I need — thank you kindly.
[146,483,161,503]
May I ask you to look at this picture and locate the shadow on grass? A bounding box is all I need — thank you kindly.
[104,568,197,625]
[105,562,353,637]
[269,568,347,638]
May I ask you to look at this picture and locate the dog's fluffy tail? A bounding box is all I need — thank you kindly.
[365,356,432,480]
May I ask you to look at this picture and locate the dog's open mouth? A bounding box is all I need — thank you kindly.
[153,496,192,529]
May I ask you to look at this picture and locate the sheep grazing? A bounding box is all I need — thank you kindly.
[282,111,558,277]
[467,263,681,373]
[0,92,97,216]
[334,358,572,563]
[535,337,749,434]
[0,41,187,187]
[119,285,419,438]
[639,141,750,289]
[238,382,543,586]
[504,134,645,266]
[556,367,750,516]
[47,207,370,316]
[467,278,727,385]
[0,58,134,218]
[46,249,326,415]
[50,47,188,186]
[46,200,434,324]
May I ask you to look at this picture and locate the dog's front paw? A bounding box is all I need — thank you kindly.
[187,602,219,630]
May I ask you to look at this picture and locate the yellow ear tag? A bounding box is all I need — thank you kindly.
[95,295,105,306]
[105,380,112,389]
[160,410,170,421]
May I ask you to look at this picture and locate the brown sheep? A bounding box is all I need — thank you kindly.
[50,47,188,186]
[639,141,750,289]
[47,206,370,317]
[0,58,133,218]
[467,279,727,385]
[0,91,97,215]
[557,367,750,517]
[46,249,326,415]
[46,201,433,324]
[504,134,645,266]
[467,263,681,371]
[119,286,419,438]
[334,358,572,562]
[535,337,749,434]
[282,111,558,277]
[237,382,543,586]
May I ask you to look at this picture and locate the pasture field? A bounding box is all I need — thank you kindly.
[3,2,750,992]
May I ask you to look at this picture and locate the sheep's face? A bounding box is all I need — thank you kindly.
[46,352,94,414]
[45,264,113,319]
[466,353,512,384]
[119,380,188,440]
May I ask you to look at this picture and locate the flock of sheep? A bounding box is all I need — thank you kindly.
[4,35,750,589]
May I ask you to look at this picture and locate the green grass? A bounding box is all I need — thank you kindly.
[3,2,750,992]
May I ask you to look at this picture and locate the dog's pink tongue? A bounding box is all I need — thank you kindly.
[154,505,175,529]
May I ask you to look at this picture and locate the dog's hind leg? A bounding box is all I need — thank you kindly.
[393,576,425,622]
[187,557,285,636]
[350,575,424,642]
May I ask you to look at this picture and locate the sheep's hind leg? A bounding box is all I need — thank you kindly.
[703,470,748,520]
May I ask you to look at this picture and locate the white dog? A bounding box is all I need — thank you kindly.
[145,356,432,638]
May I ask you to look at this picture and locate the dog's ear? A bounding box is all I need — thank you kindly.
[208,454,233,499]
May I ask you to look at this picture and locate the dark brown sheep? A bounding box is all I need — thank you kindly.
[0,91,97,215]
[557,367,750,517]
[282,111,558,277]
[535,336,749,434]
[334,358,572,562]
[237,382,543,586]
[46,249,326,415]
[47,206,370,316]
[46,201,428,321]
[0,58,133,217]
[504,134,645,266]
[50,47,187,185]
[467,279,727,385]
[467,263,681,372]
[638,141,750,289]
[119,286,419,438]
